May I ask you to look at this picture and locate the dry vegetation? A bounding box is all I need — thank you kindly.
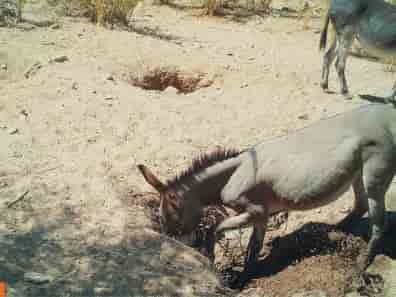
[76,0,139,25]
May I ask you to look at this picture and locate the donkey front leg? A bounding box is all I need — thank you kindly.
[215,208,268,276]
[334,26,355,97]
[321,33,337,91]
[245,221,267,269]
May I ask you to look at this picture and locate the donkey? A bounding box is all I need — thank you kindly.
[320,0,396,101]
[138,103,396,275]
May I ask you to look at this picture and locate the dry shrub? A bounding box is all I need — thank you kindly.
[383,57,396,73]
[77,0,139,25]
[201,0,273,16]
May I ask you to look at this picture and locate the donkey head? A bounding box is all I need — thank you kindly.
[137,164,202,239]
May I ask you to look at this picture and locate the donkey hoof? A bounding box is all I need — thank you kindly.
[320,82,328,91]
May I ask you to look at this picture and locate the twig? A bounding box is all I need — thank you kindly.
[7,190,29,208]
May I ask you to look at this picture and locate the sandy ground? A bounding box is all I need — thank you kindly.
[2,0,396,296]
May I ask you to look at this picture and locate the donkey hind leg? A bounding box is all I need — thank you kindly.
[321,32,337,91]
[334,26,356,97]
[357,158,393,271]
[338,171,369,229]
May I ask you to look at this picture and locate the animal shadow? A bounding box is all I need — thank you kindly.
[358,94,396,107]
[222,212,396,289]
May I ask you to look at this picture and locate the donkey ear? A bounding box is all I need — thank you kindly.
[137,164,166,192]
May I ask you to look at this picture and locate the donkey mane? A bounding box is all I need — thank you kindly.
[166,147,242,188]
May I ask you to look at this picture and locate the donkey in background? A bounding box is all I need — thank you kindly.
[138,104,396,277]
[320,0,396,101]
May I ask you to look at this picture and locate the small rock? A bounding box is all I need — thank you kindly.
[51,55,69,63]
[9,128,19,135]
[20,110,29,118]
[50,23,61,30]
[106,75,114,81]
[24,62,42,79]
[292,290,329,297]
[24,272,52,284]
[1,64,7,70]
[164,86,179,95]
[340,207,351,214]
[328,231,343,242]
[16,23,37,31]
[104,95,115,100]
[298,113,309,120]
[72,82,78,90]
[94,287,112,294]
[227,52,234,56]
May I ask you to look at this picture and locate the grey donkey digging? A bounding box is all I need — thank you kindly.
[320,0,396,101]
[138,104,396,277]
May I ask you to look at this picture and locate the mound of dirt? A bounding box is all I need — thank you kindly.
[129,65,215,93]
[235,223,378,297]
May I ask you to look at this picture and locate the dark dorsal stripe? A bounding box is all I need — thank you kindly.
[166,147,242,188]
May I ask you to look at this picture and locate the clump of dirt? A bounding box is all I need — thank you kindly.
[126,190,228,244]
[240,223,375,297]
[129,66,215,93]
[126,191,161,231]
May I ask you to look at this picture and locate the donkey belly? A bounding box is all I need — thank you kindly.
[279,173,357,211]
[358,34,396,58]
[357,12,396,57]
[264,138,362,213]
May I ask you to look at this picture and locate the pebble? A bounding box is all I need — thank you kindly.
[9,128,19,135]
[50,23,61,30]
[24,272,52,284]
[298,113,309,120]
[51,55,69,63]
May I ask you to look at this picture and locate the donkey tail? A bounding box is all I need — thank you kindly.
[319,10,330,51]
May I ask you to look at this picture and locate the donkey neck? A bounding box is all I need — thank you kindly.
[177,156,242,206]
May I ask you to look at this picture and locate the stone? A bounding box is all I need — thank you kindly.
[51,55,69,63]
[50,23,61,29]
[24,272,52,284]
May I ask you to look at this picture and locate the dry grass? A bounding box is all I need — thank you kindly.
[77,0,139,25]
[201,0,273,16]
[383,57,396,73]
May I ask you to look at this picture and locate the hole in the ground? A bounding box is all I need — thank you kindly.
[129,66,214,93]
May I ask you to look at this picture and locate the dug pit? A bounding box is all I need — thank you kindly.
[237,223,383,297]
[129,66,215,93]
[128,192,386,297]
